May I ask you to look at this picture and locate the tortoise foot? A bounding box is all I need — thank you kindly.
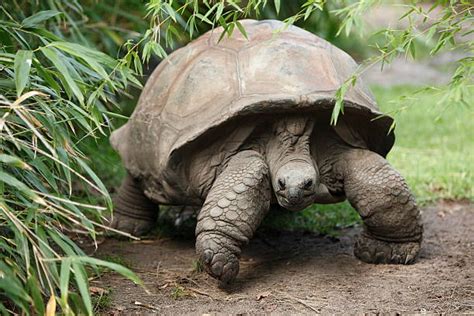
[354,234,421,264]
[197,234,240,284]
[110,212,155,237]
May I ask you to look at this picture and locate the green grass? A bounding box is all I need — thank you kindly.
[262,202,359,236]
[84,86,472,235]
[374,86,473,202]
[91,289,112,313]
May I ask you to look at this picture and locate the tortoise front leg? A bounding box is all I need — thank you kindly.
[195,150,271,284]
[338,149,423,264]
[110,174,158,236]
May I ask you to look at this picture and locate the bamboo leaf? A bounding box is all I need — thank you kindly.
[22,10,61,28]
[0,170,42,203]
[235,21,248,39]
[274,0,281,15]
[72,262,92,316]
[27,274,45,316]
[195,13,213,25]
[49,41,117,68]
[14,50,33,96]
[60,258,72,310]
[75,257,142,285]
[0,154,31,170]
[33,59,62,95]
[40,47,84,104]
[331,76,357,125]
[216,3,224,22]
[163,3,178,22]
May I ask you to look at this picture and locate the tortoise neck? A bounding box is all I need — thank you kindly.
[266,115,315,174]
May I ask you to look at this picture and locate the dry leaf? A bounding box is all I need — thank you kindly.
[46,294,56,316]
[89,286,108,295]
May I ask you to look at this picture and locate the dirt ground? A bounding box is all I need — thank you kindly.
[91,201,473,314]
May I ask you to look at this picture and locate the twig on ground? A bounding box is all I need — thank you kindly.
[277,292,320,313]
[178,276,200,287]
[133,301,159,311]
[188,287,214,299]
[156,261,161,278]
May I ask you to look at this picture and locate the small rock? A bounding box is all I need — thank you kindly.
[256,291,271,301]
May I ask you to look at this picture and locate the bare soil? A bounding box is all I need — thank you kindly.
[93,201,473,314]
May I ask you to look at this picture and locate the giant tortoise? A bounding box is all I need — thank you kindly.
[110,19,423,283]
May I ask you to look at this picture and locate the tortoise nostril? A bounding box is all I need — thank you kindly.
[303,179,313,189]
[278,178,286,190]
[287,188,300,201]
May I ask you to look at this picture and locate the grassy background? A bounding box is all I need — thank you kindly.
[83,85,472,236]
[376,86,473,202]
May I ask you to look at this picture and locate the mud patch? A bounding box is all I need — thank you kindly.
[93,202,473,314]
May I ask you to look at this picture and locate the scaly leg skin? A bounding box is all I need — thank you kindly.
[110,174,158,236]
[339,149,423,264]
[195,150,271,284]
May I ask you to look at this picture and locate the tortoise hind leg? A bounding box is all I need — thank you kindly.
[110,174,158,236]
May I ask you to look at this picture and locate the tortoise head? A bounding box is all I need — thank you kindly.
[273,158,319,211]
[267,116,319,211]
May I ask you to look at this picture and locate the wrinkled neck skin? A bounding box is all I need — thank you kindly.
[266,116,314,168]
[266,115,319,211]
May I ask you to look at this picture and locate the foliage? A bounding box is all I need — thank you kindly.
[332,0,473,124]
[0,1,143,314]
[0,0,472,314]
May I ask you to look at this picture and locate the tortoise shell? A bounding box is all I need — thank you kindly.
[111,19,394,195]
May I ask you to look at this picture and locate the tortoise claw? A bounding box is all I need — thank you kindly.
[354,234,421,264]
[197,235,240,284]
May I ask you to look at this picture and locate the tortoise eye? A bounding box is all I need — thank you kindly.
[303,179,313,189]
[278,178,286,190]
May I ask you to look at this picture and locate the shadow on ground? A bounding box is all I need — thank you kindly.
[92,201,473,314]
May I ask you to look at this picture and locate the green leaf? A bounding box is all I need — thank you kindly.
[49,41,116,68]
[14,50,33,96]
[0,154,31,170]
[331,76,357,125]
[304,6,313,21]
[74,155,110,208]
[0,263,31,311]
[74,257,142,285]
[235,21,248,39]
[60,258,72,310]
[48,230,76,256]
[216,3,225,22]
[274,0,281,15]
[195,13,213,25]
[33,59,62,95]
[409,40,416,59]
[26,273,45,316]
[163,3,178,22]
[72,262,92,316]
[0,170,42,203]
[29,157,59,192]
[22,10,61,28]
[40,47,84,104]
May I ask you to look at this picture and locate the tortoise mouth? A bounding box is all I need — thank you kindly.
[276,193,313,212]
